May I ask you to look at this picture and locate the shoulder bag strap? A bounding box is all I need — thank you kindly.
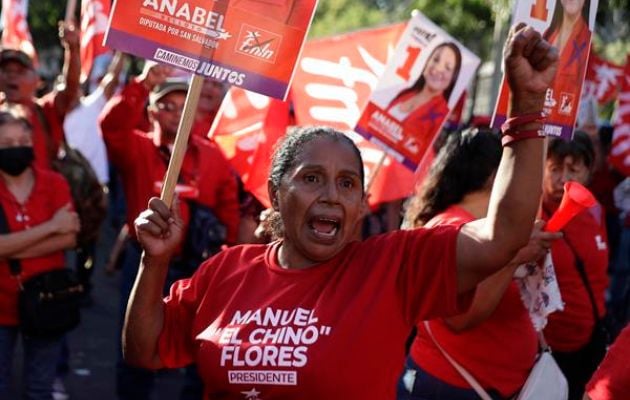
[562,235,600,321]
[32,103,60,163]
[423,321,494,400]
[0,203,23,278]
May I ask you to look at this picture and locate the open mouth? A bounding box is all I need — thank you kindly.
[308,216,341,241]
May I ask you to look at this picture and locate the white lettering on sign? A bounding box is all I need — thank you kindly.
[142,0,225,31]
[368,111,404,142]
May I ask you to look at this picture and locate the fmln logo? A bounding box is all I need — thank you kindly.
[236,24,282,63]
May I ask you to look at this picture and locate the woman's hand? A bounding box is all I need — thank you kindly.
[50,203,80,234]
[511,220,563,266]
[135,197,185,260]
[58,21,80,50]
[504,23,559,115]
[139,61,173,91]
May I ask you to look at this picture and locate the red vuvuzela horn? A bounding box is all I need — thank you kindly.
[545,181,597,232]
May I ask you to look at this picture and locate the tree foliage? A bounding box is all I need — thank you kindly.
[28,0,65,49]
[2,0,626,67]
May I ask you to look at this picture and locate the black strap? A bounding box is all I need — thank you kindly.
[563,234,600,321]
[0,204,22,276]
[32,103,59,164]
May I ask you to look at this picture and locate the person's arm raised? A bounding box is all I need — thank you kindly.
[123,197,185,369]
[455,24,558,293]
[101,51,126,100]
[54,22,81,117]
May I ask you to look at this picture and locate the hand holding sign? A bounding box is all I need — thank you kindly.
[139,61,173,91]
[504,24,558,116]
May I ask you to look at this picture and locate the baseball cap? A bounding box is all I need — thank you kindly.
[0,49,34,69]
[149,79,189,105]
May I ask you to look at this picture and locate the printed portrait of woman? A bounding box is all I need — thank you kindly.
[386,42,462,154]
[543,0,592,122]
[231,0,314,27]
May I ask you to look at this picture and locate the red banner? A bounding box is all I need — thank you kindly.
[582,49,624,106]
[291,24,418,205]
[611,56,630,176]
[0,0,36,61]
[80,0,111,81]
[210,88,289,207]
[212,24,425,206]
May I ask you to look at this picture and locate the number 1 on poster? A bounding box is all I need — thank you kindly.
[396,46,421,81]
[530,0,549,21]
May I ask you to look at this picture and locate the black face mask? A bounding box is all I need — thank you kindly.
[0,146,34,176]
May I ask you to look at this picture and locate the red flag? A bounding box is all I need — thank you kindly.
[583,50,624,106]
[80,0,111,81]
[291,24,417,206]
[610,56,630,177]
[0,0,36,61]
[210,88,289,207]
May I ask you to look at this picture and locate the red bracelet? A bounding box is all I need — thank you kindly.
[501,129,545,146]
[501,112,547,134]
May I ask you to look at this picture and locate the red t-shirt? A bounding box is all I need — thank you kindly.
[586,324,630,400]
[543,206,609,352]
[409,206,538,397]
[158,226,472,399]
[0,167,72,326]
[100,79,240,243]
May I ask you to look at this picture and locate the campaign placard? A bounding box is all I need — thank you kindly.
[354,12,480,171]
[492,0,599,139]
[104,0,318,100]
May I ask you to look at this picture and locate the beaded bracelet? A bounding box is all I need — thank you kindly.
[501,112,547,135]
[501,129,545,146]
[500,112,546,146]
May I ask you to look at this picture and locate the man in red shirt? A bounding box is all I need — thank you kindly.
[100,62,239,400]
[0,22,80,169]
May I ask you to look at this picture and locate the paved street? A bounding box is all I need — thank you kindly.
[61,266,185,400]
[10,223,187,400]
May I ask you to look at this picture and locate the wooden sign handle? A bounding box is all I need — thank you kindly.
[365,152,387,198]
[160,74,204,207]
[65,0,78,23]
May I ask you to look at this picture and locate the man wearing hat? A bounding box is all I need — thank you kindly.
[100,61,239,400]
[0,23,80,169]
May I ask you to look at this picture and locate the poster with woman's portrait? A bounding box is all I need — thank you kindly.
[354,11,480,171]
[492,0,599,139]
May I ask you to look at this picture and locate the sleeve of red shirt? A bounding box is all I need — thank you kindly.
[393,225,473,325]
[586,324,630,400]
[36,93,65,152]
[158,254,222,368]
[99,79,150,169]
